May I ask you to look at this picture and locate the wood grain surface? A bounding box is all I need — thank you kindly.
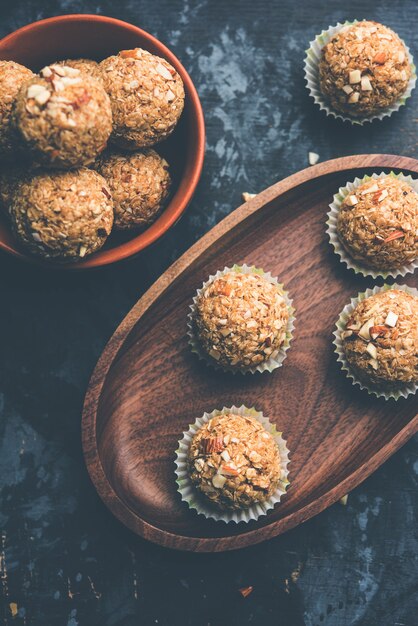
[82,154,418,552]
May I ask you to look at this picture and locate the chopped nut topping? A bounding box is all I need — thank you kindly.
[360,76,373,91]
[360,183,379,195]
[212,474,226,489]
[49,64,66,77]
[358,318,375,341]
[345,194,358,207]
[308,152,319,165]
[366,342,378,359]
[383,230,405,243]
[242,192,256,202]
[239,586,254,598]
[201,436,224,454]
[221,450,231,462]
[26,84,51,105]
[370,325,389,339]
[156,63,173,80]
[41,66,53,78]
[120,49,139,59]
[385,311,398,327]
[373,52,387,64]
[220,464,239,477]
[194,458,204,472]
[349,69,362,84]
[376,188,388,202]
[348,92,360,104]
[342,85,353,95]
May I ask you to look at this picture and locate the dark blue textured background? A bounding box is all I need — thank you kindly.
[0,1,418,625]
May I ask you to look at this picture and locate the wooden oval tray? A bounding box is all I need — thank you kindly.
[82,154,418,552]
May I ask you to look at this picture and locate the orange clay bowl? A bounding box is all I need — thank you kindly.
[0,14,205,269]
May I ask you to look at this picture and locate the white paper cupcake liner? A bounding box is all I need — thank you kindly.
[174,405,291,523]
[333,283,418,400]
[187,264,295,374]
[327,171,418,279]
[304,20,417,124]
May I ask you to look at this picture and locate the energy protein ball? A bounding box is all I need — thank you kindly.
[319,21,412,117]
[194,270,289,370]
[95,149,171,230]
[341,289,418,386]
[9,168,114,261]
[0,60,34,156]
[56,58,103,82]
[337,176,418,270]
[100,48,185,149]
[188,412,282,510]
[14,64,112,168]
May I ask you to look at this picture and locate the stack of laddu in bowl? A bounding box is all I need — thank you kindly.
[0,48,185,262]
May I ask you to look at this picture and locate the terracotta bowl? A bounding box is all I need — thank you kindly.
[0,14,205,269]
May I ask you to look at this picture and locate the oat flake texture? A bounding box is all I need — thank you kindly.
[56,58,104,82]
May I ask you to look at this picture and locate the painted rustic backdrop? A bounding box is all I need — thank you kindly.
[0,0,417,624]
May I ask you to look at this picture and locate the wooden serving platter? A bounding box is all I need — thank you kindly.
[82,155,418,552]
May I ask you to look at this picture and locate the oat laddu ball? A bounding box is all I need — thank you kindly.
[0,60,34,156]
[14,64,112,168]
[95,149,171,230]
[319,21,411,117]
[100,48,185,149]
[56,58,103,82]
[9,168,114,261]
[188,413,282,510]
[342,289,418,386]
[194,271,289,369]
[337,177,418,270]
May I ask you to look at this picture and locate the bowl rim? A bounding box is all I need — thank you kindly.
[0,14,205,269]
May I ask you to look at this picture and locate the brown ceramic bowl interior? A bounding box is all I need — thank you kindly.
[0,14,205,269]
